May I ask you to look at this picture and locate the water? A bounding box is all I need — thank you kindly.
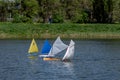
[0,40,120,80]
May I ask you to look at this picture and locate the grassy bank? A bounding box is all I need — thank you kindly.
[0,22,120,39]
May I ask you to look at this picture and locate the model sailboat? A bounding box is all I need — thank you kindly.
[39,40,51,57]
[28,38,39,54]
[43,36,68,61]
[62,40,75,61]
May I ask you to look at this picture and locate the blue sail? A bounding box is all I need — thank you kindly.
[41,40,51,54]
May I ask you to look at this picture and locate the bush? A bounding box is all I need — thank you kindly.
[21,16,32,23]
[12,13,32,23]
[52,13,64,23]
[12,13,22,23]
[71,11,88,23]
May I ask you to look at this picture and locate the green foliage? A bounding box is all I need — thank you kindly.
[12,12,22,23]
[0,0,120,23]
[112,0,120,23]
[1,23,120,39]
[71,11,88,23]
[12,11,32,23]
[21,16,32,23]
[52,13,64,23]
[20,0,39,23]
[23,0,39,16]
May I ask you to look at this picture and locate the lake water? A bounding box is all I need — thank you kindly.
[0,40,120,80]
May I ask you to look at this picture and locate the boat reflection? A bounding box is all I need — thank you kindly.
[27,55,39,65]
[63,62,74,71]
[28,55,38,60]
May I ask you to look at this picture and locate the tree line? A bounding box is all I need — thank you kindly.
[0,0,120,23]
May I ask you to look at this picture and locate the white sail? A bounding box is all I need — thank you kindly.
[62,40,75,61]
[48,36,68,57]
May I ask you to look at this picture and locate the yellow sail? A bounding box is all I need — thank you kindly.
[28,38,39,53]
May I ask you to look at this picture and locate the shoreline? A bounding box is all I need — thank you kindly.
[0,23,120,40]
[0,33,120,40]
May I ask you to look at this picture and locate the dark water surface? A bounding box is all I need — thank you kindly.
[0,40,120,80]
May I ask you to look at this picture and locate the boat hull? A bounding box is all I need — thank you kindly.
[43,57,60,61]
[62,59,71,62]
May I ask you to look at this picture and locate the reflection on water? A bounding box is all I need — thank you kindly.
[42,61,76,80]
[63,62,74,69]
[28,56,38,60]
[0,40,120,80]
[28,55,38,65]
[62,62,77,80]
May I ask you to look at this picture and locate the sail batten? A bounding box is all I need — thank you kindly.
[28,38,39,53]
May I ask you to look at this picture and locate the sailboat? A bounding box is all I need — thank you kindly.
[62,40,75,62]
[43,36,68,61]
[39,39,51,57]
[28,38,39,54]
